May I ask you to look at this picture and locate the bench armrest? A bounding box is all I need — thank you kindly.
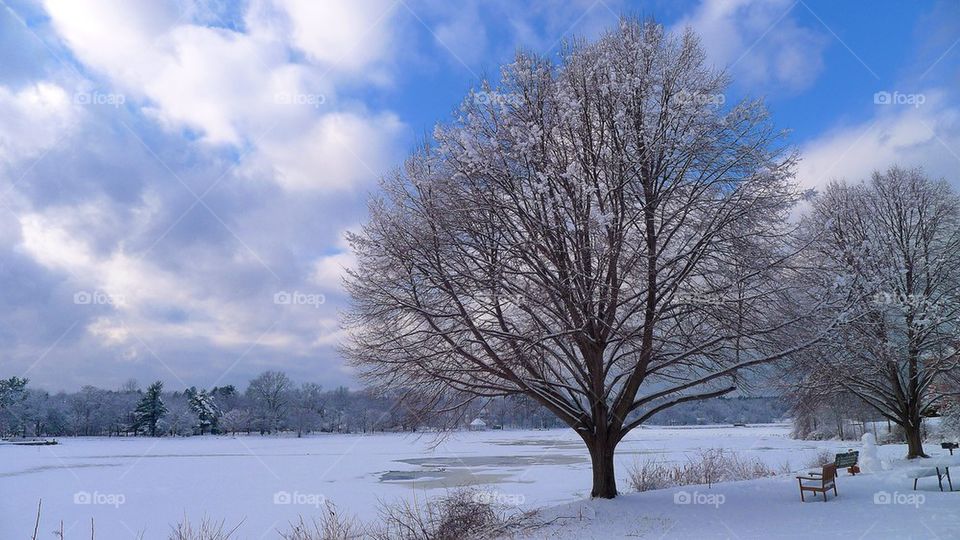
[796,475,821,481]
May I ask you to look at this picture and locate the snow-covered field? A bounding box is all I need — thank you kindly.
[2,424,957,538]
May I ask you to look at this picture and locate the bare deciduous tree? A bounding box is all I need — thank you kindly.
[800,167,960,458]
[246,370,292,434]
[345,19,827,498]
[290,382,324,437]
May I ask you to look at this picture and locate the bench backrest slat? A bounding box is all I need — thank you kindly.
[834,451,858,468]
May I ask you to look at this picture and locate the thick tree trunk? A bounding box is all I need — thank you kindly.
[905,423,928,458]
[587,438,618,498]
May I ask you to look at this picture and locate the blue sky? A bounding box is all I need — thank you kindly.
[0,0,958,392]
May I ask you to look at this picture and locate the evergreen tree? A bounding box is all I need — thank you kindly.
[0,376,28,408]
[185,387,220,435]
[133,381,167,436]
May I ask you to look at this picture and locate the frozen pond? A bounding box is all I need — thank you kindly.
[0,424,890,538]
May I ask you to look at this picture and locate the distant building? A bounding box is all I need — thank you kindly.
[468,418,488,431]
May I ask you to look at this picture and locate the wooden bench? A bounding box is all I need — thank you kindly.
[797,463,838,502]
[834,451,859,475]
[942,442,959,456]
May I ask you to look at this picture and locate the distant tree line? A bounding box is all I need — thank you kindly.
[0,372,788,438]
[642,396,788,426]
[0,371,566,438]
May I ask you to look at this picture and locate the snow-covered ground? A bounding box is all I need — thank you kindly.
[1,424,956,538]
[534,457,960,539]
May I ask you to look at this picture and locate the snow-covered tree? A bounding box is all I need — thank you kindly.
[161,396,193,436]
[940,399,960,441]
[211,385,240,411]
[0,376,27,408]
[246,371,291,434]
[800,167,960,458]
[0,377,28,437]
[325,386,353,433]
[69,385,110,436]
[345,18,829,498]
[290,382,324,437]
[219,408,252,435]
[185,387,220,435]
[133,381,168,437]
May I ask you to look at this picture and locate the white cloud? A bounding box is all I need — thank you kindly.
[17,205,303,350]
[140,25,298,145]
[675,0,828,91]
[797,89,960,189]
[312,317,348,347]
[44,0,319,145]
[20,206,196,314]
[252,111,405,191]
[0,82,75,163]
[0,0,409,389]
[311,251,355,290]
[251,0,399,73]
[41,0,406,190]
[311,229,358,293]
[41,0,177,87]
[432,4,488,66]
[88,317,131,345]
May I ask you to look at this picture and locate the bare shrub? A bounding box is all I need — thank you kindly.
[804,449,834,469]
[369,488,527,540]
[34,490,541,540]
[169,515,242,540]
[725,453,778,482]
[625,458,674,492]
[878,425,906,444]
[279,502,363,540]
[685,448,724,486]
[797,428,833,441]
[627,449,777,492]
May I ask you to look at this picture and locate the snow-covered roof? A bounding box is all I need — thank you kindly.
[469,418,487,426]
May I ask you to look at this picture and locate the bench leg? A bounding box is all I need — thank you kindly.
[834,484,838,496]
[937,468,944,492]
[947,468,953,492]
[914,478,918,491]
[823,490,827,502]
